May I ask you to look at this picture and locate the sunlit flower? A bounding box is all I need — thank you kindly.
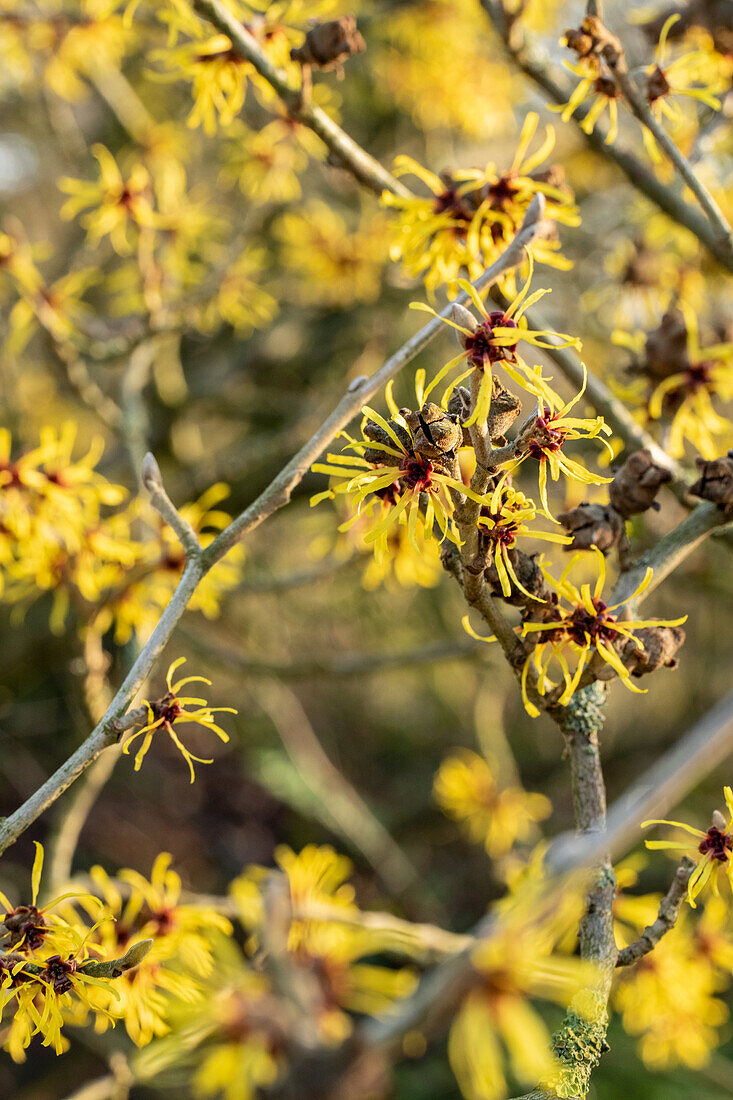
[433,750,552,858]
[232,845,416,1044]
[62,853,232,1046]
[556,61,622,144]
[122,658,236,782]
[612,913,729,1069]
[384,113,579,298]
[199,248,278,335]
[411,263,577,424]
[311,393,482,554]
[612,305,733,459]
[0,843,94,959]
[519,547,687,716]
[475,482,571,598]
[220,113,326,202]
[511,367,614,519]
[274,201,389,308]
[7,267,96,355]
[89,486,245,646]
[643,787,733,907]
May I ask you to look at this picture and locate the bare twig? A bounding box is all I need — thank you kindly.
[186,629,486,679]
[616,856,695,966]
[254,681,427,901]
[606,55,733,248]
[141,452,202,559]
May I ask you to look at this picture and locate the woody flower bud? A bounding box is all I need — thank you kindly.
[290,16,366,72]
[609,449,672,517]
[564,16,624,65]
[639,308,691,381]
[485,549,552,607]
[690,452,733,515]
[557,502,625,552]
[620,625,686,677]
[402,404,463,459]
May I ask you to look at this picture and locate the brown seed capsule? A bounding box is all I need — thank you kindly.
[403,403,463,458]
[609,449,672,517]
[290,16,366,72]
[690,452,733,514]
[620,625,686,678]
[485,549,552,608]
[488,377,523,442]
[557,502,625,552]
[638,308,691,381]
[362,417,411,465]
[564,16,624,63]
[446,378,521,444]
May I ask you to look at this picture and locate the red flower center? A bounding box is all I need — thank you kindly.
[699,826,733,862]
[464,314,519,367]
[486,173,519,210]
[433,187,475,234]
[527,409,567,458]
[400,456,434,493]
[2,905,48,951]
[41,955,77,995]
[566,598,617,645]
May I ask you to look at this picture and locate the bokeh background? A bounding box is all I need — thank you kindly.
[1,0,733,1096]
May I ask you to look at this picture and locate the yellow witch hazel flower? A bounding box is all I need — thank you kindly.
[642,15,727,161]
[59,144,155,255]
[122,658,237,782]
[643,787,733,907]
[433,749,552,858]
[510,366,614,520]
[474,482,571,599]
[274,202,389,308]
[311,387,482,555]
[88,484,245,646]
[555,58,622,145]
[612,911,730,1070]
[411,259,577,427]
[519,547,687,716]
[449,902,599,1100]
[384,112,579,299]
[61,853,231,1047]
[615,306,733,460]
[0,843,98,960]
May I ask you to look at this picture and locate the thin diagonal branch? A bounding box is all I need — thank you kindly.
[616,855,695,966]
[191,0,408,198]
[606,54,733,247]
[480,0,733,272]
[141,452,202,559]
[0,210,540,858]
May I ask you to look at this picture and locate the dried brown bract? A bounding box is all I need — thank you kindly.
[620,625,686,677]
[402,403,463,458]
[485,549,552,608]
[290,16,366,74]
[690,452,733,514]
[609,449,672,517]
[636,308,691,382]
[564,15,624,66]
[557,502,625,552]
